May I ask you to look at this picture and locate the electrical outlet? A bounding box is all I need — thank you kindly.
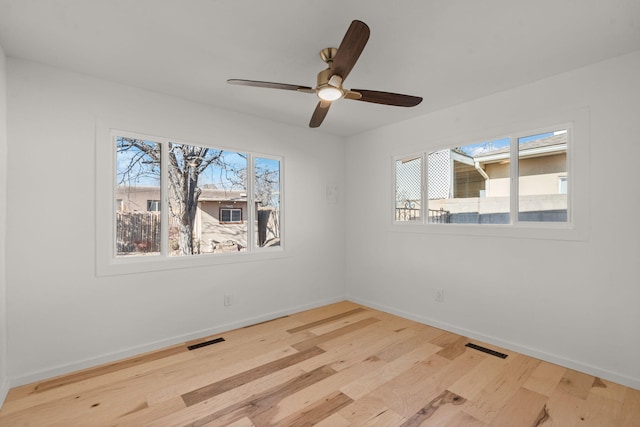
[224,293,233,307]
[435,288,444,302]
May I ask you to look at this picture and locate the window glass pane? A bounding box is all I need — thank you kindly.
[395,156,422,221]
[518,130,568,222]
[254,157,280,248]
[116,137,161,256]
[219,208,242,223]
[167,144,247,256]
[428,139,510,224]
[147,200,160,211]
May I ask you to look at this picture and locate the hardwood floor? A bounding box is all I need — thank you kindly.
[0,301,638,426]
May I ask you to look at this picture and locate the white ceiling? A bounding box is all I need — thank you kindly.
[1,0,639,136]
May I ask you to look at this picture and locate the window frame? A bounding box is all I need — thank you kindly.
[96,127,285,276]
[391,109,589,241]
[146,200,161,212]
[219,207,243,224]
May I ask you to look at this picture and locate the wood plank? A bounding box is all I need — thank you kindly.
[463,354,540,423]
[436,336,469,360]
[487,387,548,427]
[147,345,305,406]
[448,354,506,401]
[399,390,466,427]
[582,392,623,427]
[341,341,442,400]
[444,412,488,427]
[376,327,445,362]
[618,387,640,427]
[6,343,188,398]
[369,353,452,418]
[338,395,407,426]
[287,307,367,334]
[313,412,351,427]
[269,391,353,427]
[166,365,337,427]
[113,397,187,427]
[287,301,364,325]
[589,377,628,403]
[266,354,386,424]
[540,388,587,427]
[181,346,324,406]
[522,361,566,397]
[290,316,381,351]
[557,368,595,400]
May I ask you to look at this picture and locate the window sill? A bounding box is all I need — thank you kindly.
[390,221,587,241]
[96,247,287,277]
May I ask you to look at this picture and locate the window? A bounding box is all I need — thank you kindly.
[112,131,283,261]
[220,208,242,223]
[395,156,422,221]
[558,176,568,194]
[394,125,570,227]
[254,157,281,248]
[147,200,160,211]
[518,130,568,222]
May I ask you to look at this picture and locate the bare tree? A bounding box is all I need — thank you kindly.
[117,137,225,255]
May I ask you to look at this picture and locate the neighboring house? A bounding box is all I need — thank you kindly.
[450,131,567,199]
[116,186,279,253]
[398,132,568,223]
[197,188,249,252]
[116,186,162,213]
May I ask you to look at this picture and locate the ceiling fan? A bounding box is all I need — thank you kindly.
[227,20,423,128]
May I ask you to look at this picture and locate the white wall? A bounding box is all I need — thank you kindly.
[5,58,346,384]
[0,43,9,402]
[345,50,640,389]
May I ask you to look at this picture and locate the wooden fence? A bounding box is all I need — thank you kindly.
[116,211,161,254]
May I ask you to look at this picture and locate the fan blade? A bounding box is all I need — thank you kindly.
[331,20,370,82]
[309,100,332,128]
[349,89,423,107]
[227,79,314,92]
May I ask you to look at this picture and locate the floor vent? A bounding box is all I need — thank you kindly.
[188,337,225,351]
[465,343,508,359]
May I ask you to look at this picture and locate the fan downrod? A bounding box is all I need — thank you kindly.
[319,47,338,64]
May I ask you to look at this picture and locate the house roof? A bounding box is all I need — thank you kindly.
[116,186,246,202]
[472,132,567,164]
[474,132,567,158]
[198,188,247,202]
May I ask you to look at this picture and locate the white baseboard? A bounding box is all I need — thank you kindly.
[10,296,344,387]
[0,380,9,409]
[347,295,640,391]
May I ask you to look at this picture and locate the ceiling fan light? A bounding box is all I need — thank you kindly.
[317,86,343,101]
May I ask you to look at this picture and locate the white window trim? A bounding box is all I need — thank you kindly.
[391,107,589,241]
[96,124,285,277]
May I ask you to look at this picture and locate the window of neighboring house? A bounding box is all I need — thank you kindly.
[147,200,160,211]
[220,208,242,223]
[116,199,124,211]
[395,125,570,227]
[558,176,568,194]
[112,131,283,263]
